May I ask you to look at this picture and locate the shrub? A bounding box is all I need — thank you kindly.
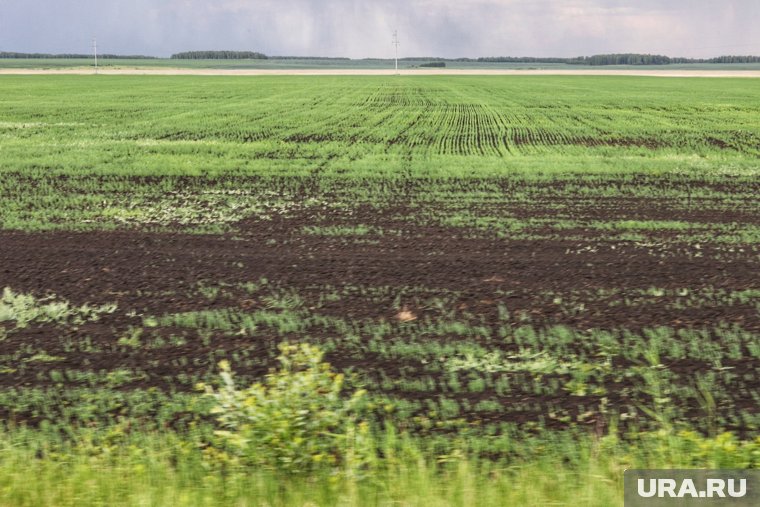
[203,343,372,474]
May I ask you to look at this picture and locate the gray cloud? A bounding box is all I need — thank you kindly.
[1,0,758,58]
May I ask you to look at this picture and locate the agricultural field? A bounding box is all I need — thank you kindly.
[0,75,759,505]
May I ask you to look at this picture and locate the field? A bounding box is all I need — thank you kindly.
[0,75,759,505]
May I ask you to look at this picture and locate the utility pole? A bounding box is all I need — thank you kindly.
[392,30,400,75]
[93,37,98,74]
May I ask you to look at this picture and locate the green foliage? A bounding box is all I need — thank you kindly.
[203,343,371,473]
[302,224,378,237]
[1,424,758,506]
[0,287,116,329]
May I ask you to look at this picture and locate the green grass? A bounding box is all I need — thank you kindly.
[1,416,758,506]
[0,428,631,507]
[2,346,759,507]
[2,75,759,179]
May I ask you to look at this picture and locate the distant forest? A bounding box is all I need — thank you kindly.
[474,54,760,65]
[171,51,267,60]
[270,56,351,60]
[2,51,760,65]
[0,52,155,59]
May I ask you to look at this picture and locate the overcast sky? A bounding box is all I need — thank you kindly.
[1,0,758,58]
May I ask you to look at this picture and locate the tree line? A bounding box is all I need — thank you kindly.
[476,54,760,65]
[170,51,267,60]
[270,56,351,60]
[0,52,155,59]
[2,51,759,65]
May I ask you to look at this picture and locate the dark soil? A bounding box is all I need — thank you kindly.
[0,204,758,430]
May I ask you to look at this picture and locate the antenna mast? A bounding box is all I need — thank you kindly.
[392,30,400,74]
[93,37,98,74]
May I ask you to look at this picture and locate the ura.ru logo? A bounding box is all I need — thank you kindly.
[637,478,747,499]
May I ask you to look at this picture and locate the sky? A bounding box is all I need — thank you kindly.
[1,0,758,59]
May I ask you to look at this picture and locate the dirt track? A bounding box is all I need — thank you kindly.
[2,68,760,77]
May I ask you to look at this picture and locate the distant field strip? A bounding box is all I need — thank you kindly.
[3,67,760,77]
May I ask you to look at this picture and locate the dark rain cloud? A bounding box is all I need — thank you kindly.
[0,0,758,58]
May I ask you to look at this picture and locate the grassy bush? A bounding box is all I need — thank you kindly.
[201,342,372,474]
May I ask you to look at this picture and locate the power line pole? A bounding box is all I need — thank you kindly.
[93,37,98,74]
[392,30,400,75]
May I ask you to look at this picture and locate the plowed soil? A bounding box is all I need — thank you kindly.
[1,188,758,436]
[1,208,758,319]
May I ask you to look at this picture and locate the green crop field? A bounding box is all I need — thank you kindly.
[0,75,759,506]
